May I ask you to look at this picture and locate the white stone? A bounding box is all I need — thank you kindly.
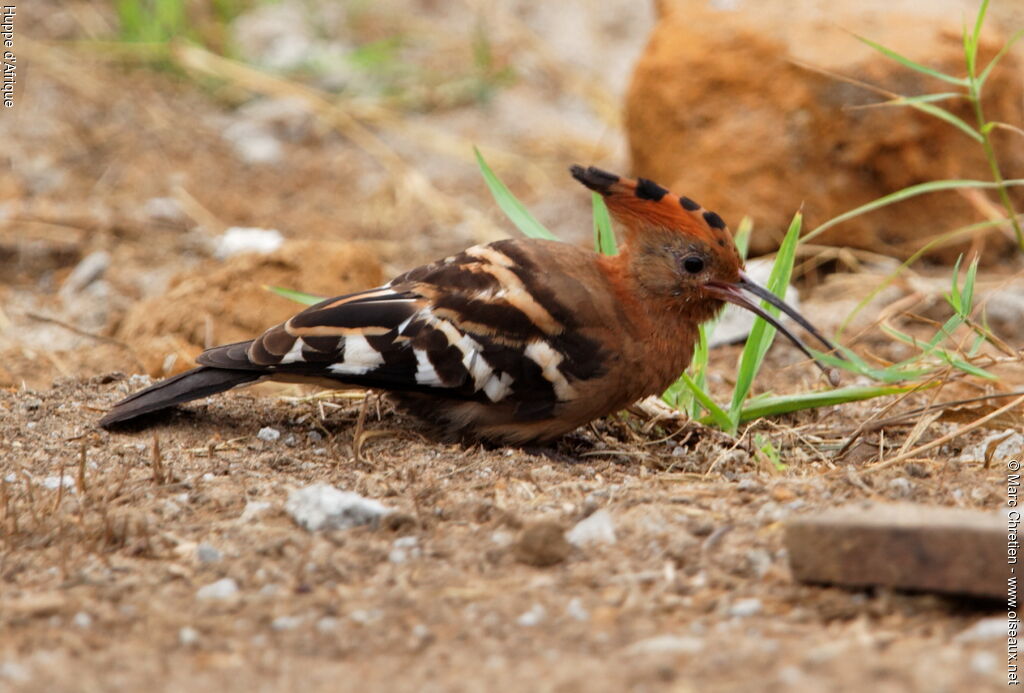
[566,598,589,622]
[41,475,76,492]
[271,615,302,631]
[239,500,273,522]
[729,598,763,617]
[627,635,704,655]
[215,227,284,259]
[256,426,281,442]
[516,604,546,627]
[179,626,200,645]
[888,477,913,497]
[566,509,617,547]
[388,536,420,564]
[144,197,185,223]
[196,544,222,564]
[72,612,92,628]
[221,120,284,165]
[286,484,390,531]
[955,617,1009,642]
[196,577,239,601]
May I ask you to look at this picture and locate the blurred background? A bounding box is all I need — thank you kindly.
[3,0,1023,385]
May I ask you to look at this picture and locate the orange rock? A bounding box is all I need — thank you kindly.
[626,1,1024,261]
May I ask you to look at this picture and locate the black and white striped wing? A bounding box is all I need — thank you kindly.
[195,240,610,419]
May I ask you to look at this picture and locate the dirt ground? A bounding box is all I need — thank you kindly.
[2,1,1022,691]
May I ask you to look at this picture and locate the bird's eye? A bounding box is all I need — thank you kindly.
[682,256,705,274]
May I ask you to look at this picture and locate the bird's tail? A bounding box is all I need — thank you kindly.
[98,367,262,428]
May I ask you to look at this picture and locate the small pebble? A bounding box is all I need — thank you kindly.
[196,577,239,601]
[257,427,281,443]
[196,544,222,564]
[566,598,589,622]
[388,536,420,564]
[271,615,302,631]
[42,475,76,492]
[239,501,273,522]
[955,617,1008,642]
[179,626,200,646]
[128,374,153,389]
[516,604,546,627]
[514,522,570,567]
[0,661,32,683]
[729,598,763,617]
[72,612,92,628]
[627,635,704,655]
[144,196,185,223]
[737,478,766,494]
[285,484,390,532]
[888,477,913,497]
[566,509,617,547]
[349,609,382,624]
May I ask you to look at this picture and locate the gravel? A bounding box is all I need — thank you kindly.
[196,544,223,564]
[179,626,201,646]
[285,484,390,531]
[729,598,763,618]
[196,578,239,601]
[627,635,704,655]
[215,229,284,260]
[516,604,546,627]
[566,509,617,547]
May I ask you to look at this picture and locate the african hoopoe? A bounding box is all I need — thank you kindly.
[100,166,838,443]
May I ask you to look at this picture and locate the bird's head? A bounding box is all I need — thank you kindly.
[571,165,841,382]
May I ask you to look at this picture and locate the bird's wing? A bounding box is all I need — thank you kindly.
[196,239,612,417]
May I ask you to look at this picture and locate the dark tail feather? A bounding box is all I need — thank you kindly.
[99,367,262,428]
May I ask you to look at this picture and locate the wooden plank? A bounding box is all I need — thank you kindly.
[785,502,1010,599]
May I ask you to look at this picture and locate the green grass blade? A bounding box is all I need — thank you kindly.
[946,254,965,313]
[733,216,753,261]
[961,256,979,313]
[266,285,325,306]
[970,0,991,74]
[591,192,617,255]
[753,433,786,471]
[811,347,932,383]
[945,356,996,379]
[877,92,965,106]
[728,212,802,421]
[919,104,983,142]
[679,373,733,430]
[899,101,982,142]
[805,179,1024,243]
[978,29,1024,88]
[731,384,920,423]
[854,34,968,86]
[473,147,558,241]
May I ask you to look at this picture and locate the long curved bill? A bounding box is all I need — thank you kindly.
[705,271,842,386]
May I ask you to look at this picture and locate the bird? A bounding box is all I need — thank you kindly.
[99,165,840,444]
